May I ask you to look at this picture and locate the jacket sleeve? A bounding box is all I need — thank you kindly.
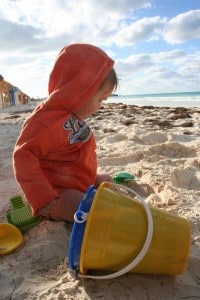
[13,121,59,215]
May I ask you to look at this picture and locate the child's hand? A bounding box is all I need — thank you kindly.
[95,173,113,187]
[38,198,59,217]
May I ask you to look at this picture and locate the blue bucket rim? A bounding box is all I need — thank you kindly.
[68,185,96,270]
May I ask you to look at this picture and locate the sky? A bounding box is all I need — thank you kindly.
[0,0,199,98]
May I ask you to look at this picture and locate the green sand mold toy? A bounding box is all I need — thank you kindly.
[6,196,41,233]
[113,172,135,184]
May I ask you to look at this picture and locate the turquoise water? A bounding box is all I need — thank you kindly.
[108,91,200,107]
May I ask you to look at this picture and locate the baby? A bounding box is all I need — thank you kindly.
[13,44,118,222]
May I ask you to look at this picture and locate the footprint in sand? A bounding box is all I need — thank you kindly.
[171,165,200,191]
[141,132,168,144]
[105,133,128,143]
[147,142,196,158]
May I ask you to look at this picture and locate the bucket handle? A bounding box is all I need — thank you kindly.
[78,183,154,280]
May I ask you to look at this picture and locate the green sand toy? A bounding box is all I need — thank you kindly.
[6,196,41,233]
[113,172,135,184]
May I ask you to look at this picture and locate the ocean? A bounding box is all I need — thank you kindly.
[107,91,200,108]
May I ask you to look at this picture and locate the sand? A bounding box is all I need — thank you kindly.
[0,101,200,299]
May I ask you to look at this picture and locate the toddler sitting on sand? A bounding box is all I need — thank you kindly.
[13,43,118,222]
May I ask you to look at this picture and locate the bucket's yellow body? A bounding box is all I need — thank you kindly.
[80,183,190,276]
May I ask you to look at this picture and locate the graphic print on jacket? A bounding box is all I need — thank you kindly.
[63,115,91,144]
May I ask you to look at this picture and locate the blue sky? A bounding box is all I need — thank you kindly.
[0,0,199,97]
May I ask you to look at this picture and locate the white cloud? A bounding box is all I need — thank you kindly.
[0,52,55,97]
[0,2,199,53]
[152,49,186,63]
[116,54,154,73]
[115,16,167,46]
[164,10,200,44]
[0,19,43,51]
[0,0,152,50]
[178,52,200,75]
[115,50,200,94]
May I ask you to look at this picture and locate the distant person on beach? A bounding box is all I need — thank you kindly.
[9,86,16,106]
[13,44,118,222]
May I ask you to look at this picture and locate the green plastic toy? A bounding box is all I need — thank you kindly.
[6,196,41,233]
[113,172,135,184]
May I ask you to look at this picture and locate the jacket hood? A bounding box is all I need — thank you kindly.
[45,43,114,113]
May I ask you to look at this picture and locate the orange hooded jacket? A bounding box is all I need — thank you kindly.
[13,44,114,215]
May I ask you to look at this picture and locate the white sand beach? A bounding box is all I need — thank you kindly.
[0,101,200,299]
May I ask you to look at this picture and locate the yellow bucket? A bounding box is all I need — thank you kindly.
[68,182,191,279]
